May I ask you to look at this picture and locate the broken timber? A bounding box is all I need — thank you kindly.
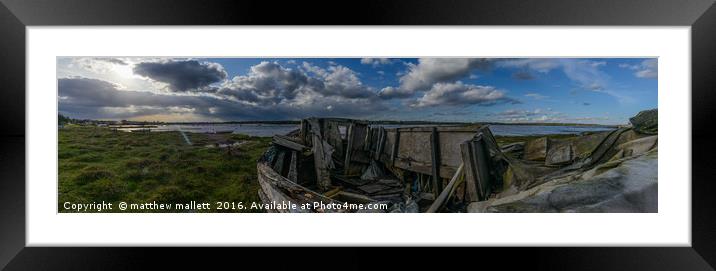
[272,151,286,175]
[309,119,332,191]
[287,151,298,183]
[391,130,400,166]
[257,109,656,213]
[430,127,442,196]
[273,134,308,151]
[344,124,354,175]
[374,127,386,160]
[460,134,491,201]
[427,163,464,213]
[259,119,500,212]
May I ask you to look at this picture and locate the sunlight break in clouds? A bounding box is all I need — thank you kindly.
[57,57,657,125]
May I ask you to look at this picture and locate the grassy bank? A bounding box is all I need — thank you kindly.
[58,125,271,212]
[58,125,581,213]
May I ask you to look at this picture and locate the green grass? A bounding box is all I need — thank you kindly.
[58,126,271,213]
[58,125,585,213]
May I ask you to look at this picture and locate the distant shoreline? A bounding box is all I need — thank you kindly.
[76,119,621,128]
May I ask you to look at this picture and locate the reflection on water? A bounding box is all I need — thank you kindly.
[117,123,614,137]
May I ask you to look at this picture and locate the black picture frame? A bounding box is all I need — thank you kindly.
[1,0,715,269]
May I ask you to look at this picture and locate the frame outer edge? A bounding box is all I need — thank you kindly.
[0,0,714,25]
[0,0,714,269]
[0,1,26,270]
[692,2,716,269]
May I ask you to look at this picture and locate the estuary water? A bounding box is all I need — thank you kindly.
[118,123,615,137]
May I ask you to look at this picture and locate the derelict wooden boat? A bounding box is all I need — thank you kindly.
[257,110,658,213]
[256,117,506,213]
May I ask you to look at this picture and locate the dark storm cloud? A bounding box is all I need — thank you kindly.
[218,61,378,107]
[219,61,313,104]
[59,58,516,121]
[133,60,227,92]
[58,77,384,121]
[59,77,206,108]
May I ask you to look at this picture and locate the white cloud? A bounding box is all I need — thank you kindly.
[58,57,166,94]
[301,61,328,77]
[561,60,609,90]
[525,93,548,100]
[360,58,392,67]
[59,74,385,121]
[411,81,513,107]
[378,86,412,99]
[301,62,376,98]
[64,59,395,121]
[68,57,128,74]
[634,59,658,78]
[619,59,658,79]
[398,58,492,94]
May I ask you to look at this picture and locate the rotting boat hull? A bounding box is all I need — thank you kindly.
[256,111,658,213]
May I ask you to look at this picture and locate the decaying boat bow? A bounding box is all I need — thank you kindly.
[257,109,658,213]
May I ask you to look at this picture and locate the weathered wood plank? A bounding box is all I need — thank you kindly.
[426,163,464,213]
[324,187,342,198]
[393,157,458,179]
[438,131,479,170]
[288,151,298,183]
[344,124,354,175]
[312,135,331,191]
[461,135,493,201]
[299,119,308,145]
[390,128,476,176]
[273,134,308,151]
[472,135,492,200]
[257,164,309,213]
[386,125,482,133]
[325,121,344,159]
[309,119,332,191]
[375,127,386,160]
[391,130,400,166]
[419,192,435,201]
[430,127,442,196]
[257,163,344,213]
[348,124,370,164]
[272,151,286,175]
[461,140,479,202]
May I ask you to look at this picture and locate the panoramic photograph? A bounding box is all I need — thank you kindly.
[57,57,658,213]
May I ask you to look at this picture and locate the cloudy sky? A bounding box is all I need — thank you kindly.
[57,57,657,124]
